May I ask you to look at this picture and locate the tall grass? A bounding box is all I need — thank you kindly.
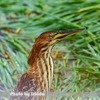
[0,0,100,99]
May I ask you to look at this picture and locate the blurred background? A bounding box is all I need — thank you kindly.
[0,0,100,99]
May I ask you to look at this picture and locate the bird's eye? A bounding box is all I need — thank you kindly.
[49,32,57,39]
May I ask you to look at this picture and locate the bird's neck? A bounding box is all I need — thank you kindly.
[28,46,54,92]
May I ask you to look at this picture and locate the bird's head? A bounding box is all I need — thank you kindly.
[34,28,84,49]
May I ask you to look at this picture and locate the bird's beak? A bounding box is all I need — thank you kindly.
[53,28,84,39]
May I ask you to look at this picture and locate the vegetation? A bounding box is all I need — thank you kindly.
[0,0,100,99]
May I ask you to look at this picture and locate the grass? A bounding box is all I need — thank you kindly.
[0,0,100,99]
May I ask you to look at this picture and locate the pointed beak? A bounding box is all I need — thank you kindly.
[53,28,84,39]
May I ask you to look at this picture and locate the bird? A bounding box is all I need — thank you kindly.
[10,28,83,100]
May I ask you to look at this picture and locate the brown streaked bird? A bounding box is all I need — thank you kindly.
[10,28,83,100]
